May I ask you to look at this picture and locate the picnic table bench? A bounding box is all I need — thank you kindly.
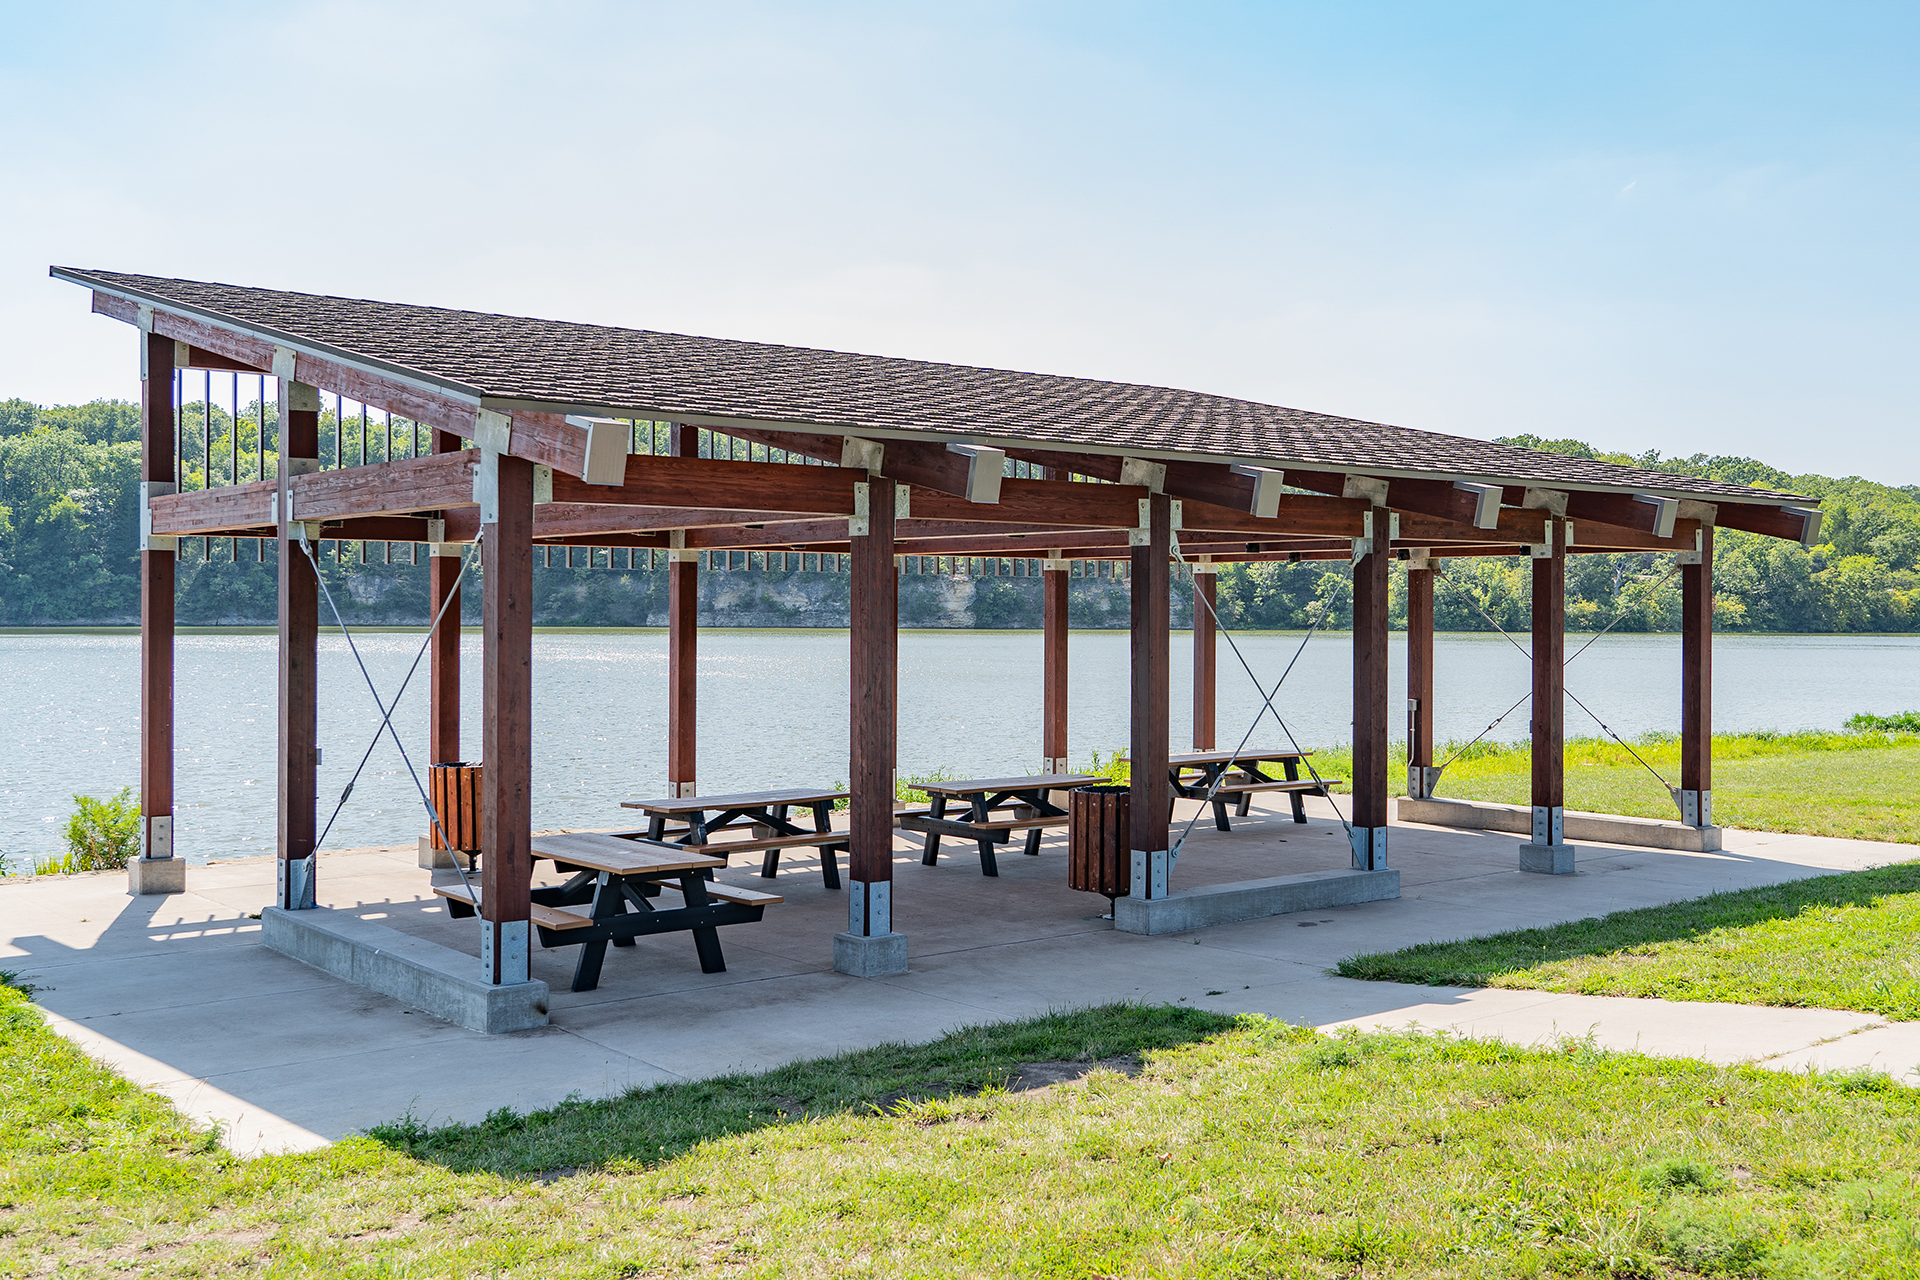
[897,773,1103,876]
[1167,749,1343,831]
[433,832,780,992]
[619,787,849,889]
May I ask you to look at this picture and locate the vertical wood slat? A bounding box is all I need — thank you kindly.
[1531,520,1566,813]
[848,474,899,925]
[1406,564,1435,791]
[1129,493,1171,860]
[1681,526,1714,814]
[1192,570,1216,751]
[1043,559,1068,769]
[277,380,321,904]
[429,428,463,767]
[481,453,535,978]
[1351,508,1391,840]
[140,332,175,859]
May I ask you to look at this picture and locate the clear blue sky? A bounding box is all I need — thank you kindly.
[3,2,1914,480]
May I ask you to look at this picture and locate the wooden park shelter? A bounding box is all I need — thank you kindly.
[55,266,1822,998]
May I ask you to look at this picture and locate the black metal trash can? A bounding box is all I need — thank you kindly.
[1068,784,1130,901]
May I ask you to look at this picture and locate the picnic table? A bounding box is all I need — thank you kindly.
[620,787,849,889]
[898,773,1103,876]
[1168,749,1341,831]
[433,832,781,992]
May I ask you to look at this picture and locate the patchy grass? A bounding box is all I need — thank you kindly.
[1339,861,1920,1018]
[6,987,1920,1275]
[1410,730,1920,844]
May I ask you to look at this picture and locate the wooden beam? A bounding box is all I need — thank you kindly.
[480,451,535,984]
[287,450,476,522]
[429,430,463,768]
[1406,563,1434,796]
[139,331,175,868]
[1351,506,1390,869]
[667,422,699,797]
[552,454,868,516]
[1397,506,1548,547]
[1531,521,1566,838]
[1043,557,1068,772]
[1175,492,1368,539]
[1130,493,1172,891]
[848,475,899,937]
[277,380,321,907]
[149,479,276,534]
[1713,501,1821,544]
[1680,527,1713,826]
[1568,517,1703,553]
[725,426,987,499]
[1192,566,1216,750]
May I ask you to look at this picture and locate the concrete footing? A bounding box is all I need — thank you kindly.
[127,857,186,895]
[1518,842,1578,875]
[833,931,909,976]
[1112,867,1400,936]
[1398,796,1722,852]
[263,906,549,1033]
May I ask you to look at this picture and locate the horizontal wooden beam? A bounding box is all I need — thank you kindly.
[288,451,477,522]
[1714,501,1821,544]
[550,454,868,515]
[149,480,277,534]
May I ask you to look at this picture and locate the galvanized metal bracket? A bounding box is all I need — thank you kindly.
[481,919,530,985]
[1231,464,1286,518]
[1128,849,1170,900]
[146,814,172,859]
[533,464,554,505]
[946,443,1006,503]
[278,854,317,911]
[139,481,178,552]
[1531,805,1564,845]
[1349,826,1388,870]
[848,879,892,936]
[564,415,633,485]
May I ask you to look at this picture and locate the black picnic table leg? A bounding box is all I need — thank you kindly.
[1282,758,1307,823]
[758,807,784,878]
[921,794,946,866]
[1019,789,1044,856]
[647,812,667,841]
[1197,764,1232,832]
[972,793,999,877]
[678,870,726,974]
[571,871,618,992]
[811,801,842,890]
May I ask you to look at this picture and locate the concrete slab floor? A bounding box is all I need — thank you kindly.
[2,795,1913,1155]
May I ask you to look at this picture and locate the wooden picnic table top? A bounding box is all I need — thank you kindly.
[1167,749,1312,767]
[919,773,1105,796]
[530,832,727,876]
[620,787,844,814]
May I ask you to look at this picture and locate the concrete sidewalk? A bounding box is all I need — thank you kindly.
[3,797,1913,1155]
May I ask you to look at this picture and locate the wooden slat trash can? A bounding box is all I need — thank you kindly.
[1068,784,1130,901]
[429,762,483,864]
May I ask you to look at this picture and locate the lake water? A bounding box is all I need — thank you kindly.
[3,629,1918,868]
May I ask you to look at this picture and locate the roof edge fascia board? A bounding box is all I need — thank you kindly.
[51,268,488,408]
[479,396,1814,512]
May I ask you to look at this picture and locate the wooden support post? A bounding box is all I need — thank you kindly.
[667,423,699,797]
[480,448,535,984]
[1405,560,1436,797]
[1680,526,1714,828]
[132,329,183,893]
[837,474,906,975]
[1128,493,1172,898]
[276,379,321,908]
[1521,519,1571,873]
[1042,552,1069,772]
[1191,561,1217,750]
[421,429,466,870]
[1350,508,1391,869]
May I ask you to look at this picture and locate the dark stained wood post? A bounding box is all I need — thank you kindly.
[132,330,183,893]
[837,474,907,975]
[428,428,464,768]
[667,422,699,796]
[1191,562,1217,750]
[1350,507,1391,870]
[1405,558,1436,797]
[1129,494,1172,897]
[1680,525,1714,828]
[276,379,322,908]
[480,447,535,984]
[1521,518,1572,873]
[1042,552,1069,772]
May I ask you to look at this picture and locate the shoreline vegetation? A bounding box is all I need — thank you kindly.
[4,986,1919,1275]
[6,401,1920,632]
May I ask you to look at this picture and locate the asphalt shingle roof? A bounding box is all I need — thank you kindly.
[55,267,1807,505]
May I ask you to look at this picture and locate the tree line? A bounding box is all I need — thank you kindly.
[2,396,1915,632]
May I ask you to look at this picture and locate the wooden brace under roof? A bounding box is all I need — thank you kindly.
[95,288,1821,551]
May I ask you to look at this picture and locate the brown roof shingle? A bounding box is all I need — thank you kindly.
[55,267,1808,505]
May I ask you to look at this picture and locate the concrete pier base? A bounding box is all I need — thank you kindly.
[263,906,548,1034]
[1398,796,1722,852]
[1113,868,1399,936]
[127,857,186,895]
[1518,843,1578,875]
[834,931,909,977]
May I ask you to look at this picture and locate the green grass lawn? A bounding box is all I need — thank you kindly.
[1339,861,1920,1020]
[1414,730,1920,844]
[8,985,1920,1277]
